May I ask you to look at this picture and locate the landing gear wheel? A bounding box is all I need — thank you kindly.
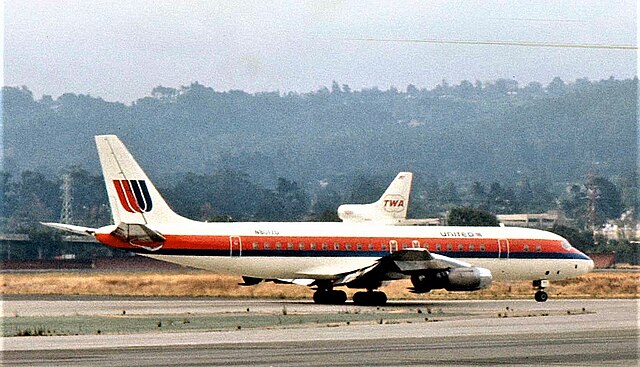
[534,290,548,302]
[532,279,549,302]
[313,289,347,304]
[352,291,388,306]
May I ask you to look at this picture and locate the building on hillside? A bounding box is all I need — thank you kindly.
[497,211,566,229]
[595,222,640,241]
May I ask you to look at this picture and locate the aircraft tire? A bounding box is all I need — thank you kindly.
[352,291,387,306]
[313,289,347,304]
[534,290,548,302]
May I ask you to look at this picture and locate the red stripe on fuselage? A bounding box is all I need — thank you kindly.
[94,233,581,256]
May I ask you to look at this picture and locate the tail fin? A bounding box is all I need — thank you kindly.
[96,135,189,225]
[337,172,413,224]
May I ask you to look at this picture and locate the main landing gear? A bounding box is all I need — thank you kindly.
[352,290,388,306]
[533,279,549,302]
[312,287,388,306]
[312,288,347,304]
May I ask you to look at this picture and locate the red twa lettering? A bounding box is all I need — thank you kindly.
[384,199,404,207]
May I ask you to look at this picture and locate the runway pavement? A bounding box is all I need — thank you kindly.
[2,297,638,366]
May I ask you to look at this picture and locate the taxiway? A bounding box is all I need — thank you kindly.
[2,298,638,366]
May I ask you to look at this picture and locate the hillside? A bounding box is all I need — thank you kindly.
[3,78,637,187]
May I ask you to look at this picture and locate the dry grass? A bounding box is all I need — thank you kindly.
[1,271,637,300]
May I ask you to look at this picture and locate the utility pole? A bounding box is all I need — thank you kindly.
[60,173,74,224]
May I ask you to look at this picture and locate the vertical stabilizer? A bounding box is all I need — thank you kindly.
[95,135,189,225]
[337,172,413,224]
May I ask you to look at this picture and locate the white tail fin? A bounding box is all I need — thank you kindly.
[96,135,189,225]
[337,172,413,224]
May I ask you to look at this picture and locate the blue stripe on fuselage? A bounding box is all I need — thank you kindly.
[130,248,591,260]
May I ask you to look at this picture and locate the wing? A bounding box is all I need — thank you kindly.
[257,248,492,293]
[333,249,492,292]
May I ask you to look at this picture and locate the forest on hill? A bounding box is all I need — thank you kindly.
[3,77,637,188]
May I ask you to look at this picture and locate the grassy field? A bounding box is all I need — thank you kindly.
[1,271,638,300]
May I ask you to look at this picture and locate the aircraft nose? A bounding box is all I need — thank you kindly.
[586,258,595,272]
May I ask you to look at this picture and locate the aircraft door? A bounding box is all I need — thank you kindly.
[389,240,398,253]
[230,236,242,257]
[498,239,509,259]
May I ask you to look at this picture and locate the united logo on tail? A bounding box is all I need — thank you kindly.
[112,180,153,213]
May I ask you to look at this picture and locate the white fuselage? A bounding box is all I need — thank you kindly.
[96,221,594,283]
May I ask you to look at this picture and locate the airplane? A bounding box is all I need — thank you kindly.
[337,172,412,225]
[43,135,594,305]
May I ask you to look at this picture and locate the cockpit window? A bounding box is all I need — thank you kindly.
[561,240,572,250]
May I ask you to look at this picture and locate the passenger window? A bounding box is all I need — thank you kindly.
[368,244,374,251]
[357,243,363,251]
[275,242,281,250]
[264,242,270,250]
[333,243,340,250]
[345,243,352,250]
[523,245,529,252]
[401,243,408,250]
[299,242,305,250]
[287,242,294,250]
[469,244,474,251]
[447,244,453,251]
[480,245,485,252]
[458,244,464,251]
[322,243,328,250]
[310,243,316,250]
[381,244,387,251]
[252,242,259,250]
[536,245,542,252]
[435,244,441,251]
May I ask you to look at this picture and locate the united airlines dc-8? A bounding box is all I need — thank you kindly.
[44,135,594,305]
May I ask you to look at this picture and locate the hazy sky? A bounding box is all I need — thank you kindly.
[3,1,638,103]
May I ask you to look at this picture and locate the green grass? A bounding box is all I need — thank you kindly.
[2,310,451,337]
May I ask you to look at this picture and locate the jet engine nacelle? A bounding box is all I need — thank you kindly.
[410,267,493,293]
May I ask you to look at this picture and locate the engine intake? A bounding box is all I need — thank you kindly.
[411,267,492,293]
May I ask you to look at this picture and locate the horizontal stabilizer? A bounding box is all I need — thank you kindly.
[41,222,96,236]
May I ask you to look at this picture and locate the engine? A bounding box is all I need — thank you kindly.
[410,267,493,293]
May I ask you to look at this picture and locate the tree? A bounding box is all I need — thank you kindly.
[546,77,567,96]
[593,177,624,222]
[470,181,486,207]
[447,207,499,226]
[255,178,310,221]
[550,225,595,253]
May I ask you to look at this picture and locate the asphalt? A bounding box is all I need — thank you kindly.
[2,298,638,366]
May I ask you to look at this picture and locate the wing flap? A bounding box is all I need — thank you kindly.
[295,259,379,280]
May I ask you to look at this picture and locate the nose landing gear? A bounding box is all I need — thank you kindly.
[533,279,549,302]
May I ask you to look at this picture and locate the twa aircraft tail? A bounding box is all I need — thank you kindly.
[95,135,189,225]
[337,172,413,224]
